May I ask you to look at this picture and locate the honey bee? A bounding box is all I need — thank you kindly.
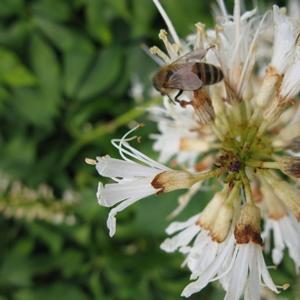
[153,47,223,103]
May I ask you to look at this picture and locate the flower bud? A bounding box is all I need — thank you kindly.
[278,156,300,179]
[263,171,300,220]
[151,171,197,193]
[286,137,300,153]
[261,184,286,219]
[197,188,227,229]
[234,203,263,245]
[210,202,234,242]
[254,66,281,108]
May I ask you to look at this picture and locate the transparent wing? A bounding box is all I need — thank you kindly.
[174,46,214,64]
[167,64,203,90]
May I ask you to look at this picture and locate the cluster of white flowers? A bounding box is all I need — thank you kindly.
[88,0,300,299]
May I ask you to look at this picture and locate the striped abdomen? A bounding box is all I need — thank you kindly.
[193,63,223,85]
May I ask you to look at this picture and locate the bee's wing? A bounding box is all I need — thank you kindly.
[174,47,212,64]
[167,64,203,90]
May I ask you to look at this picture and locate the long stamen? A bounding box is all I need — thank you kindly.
[152,0,180,45]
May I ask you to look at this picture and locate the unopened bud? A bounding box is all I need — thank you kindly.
[210,203,234,242]
[278,122,300,143]
[278,157,300,179]
[286,137,300,152]
[254,66,281,108]
[151,171,196,193]
[261,184,286,219]
[262,171,300,221]
[234,203,263,245]
[197,188,227,229]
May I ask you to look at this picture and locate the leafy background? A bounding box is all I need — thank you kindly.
[0,0,299,299]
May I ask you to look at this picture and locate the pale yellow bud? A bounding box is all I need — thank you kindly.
[211,203,234,242]
[254,66,281,108]
[278,157,300,179]
[263,171,300,220]
[234,203,262,245]
[261,184,286,220]
[197,188,227,229]
[151,171,196,193]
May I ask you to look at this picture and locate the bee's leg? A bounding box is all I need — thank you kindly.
[174,90,183,103]
[174,90,192,108]
[166,94,176,104]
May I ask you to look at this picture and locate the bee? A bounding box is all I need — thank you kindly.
[153,47,223,103]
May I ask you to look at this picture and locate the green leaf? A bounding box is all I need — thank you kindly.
[29,223,63,254]
[77,46,122,101]
[30,33,61,95]
[12,88,57,128]
[131,0,155,38]
[14,284,89,300]
[0,85,10,102]
[86,0,112,45]
[0,0,24,18]
[56,249,84,277]
[0,47,37,87]
[106,0,131,21]
[1,134,36,170]
[63,49,94,98]
[0,20,32,48]
[32,0,72,22]
[161,0,213,36]
[34,16,93,52]
[0,239,34,287]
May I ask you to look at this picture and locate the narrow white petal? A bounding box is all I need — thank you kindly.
[271,5,295,73]
[165,214,200,234]
[258,250,278,293]
[98,178,156,207]
[181,236,235,297]
[272,221,285,265]
[96,156,161,178]
[245,245,260,300]
[106,188,157,237]
[225,245,250,300]
[280,60,300,99]
[161,225,199,253]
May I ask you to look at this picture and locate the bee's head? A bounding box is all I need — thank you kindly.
[153,68,169,96]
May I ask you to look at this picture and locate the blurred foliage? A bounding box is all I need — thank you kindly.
[0,0,299,299]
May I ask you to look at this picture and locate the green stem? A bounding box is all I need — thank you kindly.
[79,97,160,145]
[240,169,253,203]
[225,181,241,205]
[62,98,160,166]
[246,161,280,169]
[193,168,223,183]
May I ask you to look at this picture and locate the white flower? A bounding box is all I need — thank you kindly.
[271,5,295,74]
[279,56,300,100]
[160,213,236,297]
[95,126,211,237]
[222,243,278,300]
[181,234,236,297]
[263,214,300,271]
[96,155,168,237]
[160,214,201,253]
[150,99,210,166]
